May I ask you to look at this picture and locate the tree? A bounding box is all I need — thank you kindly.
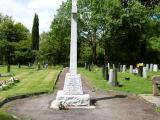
[0,13,31,71]
[32,13,39,51]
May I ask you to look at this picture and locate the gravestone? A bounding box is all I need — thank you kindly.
[133,68,138,74]
[152,76,160,96]
[113,64,115,69]
[108,68,118,86]
[130,65,133,74]
[143,67,148,78]
[51,0,90,109]
[120,65,123,72]
[153,64,158,72]
[105,67,109,80]
[108,63,110,70]
[109,69,114,85]
[122,65,126,73]
[118,63,121,72]
[150,64,153,71]
[146,64,149,71]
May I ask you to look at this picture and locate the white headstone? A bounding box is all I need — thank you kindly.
[51,0,90,109]
[130,65,133,73]
[108,63,110,69]
[153,64,158,72]
[123,65,126,73]
[150,64,153,71]
[133,68,138,74]
[143,67,148,78]
[109,69,114,84]
[146,64,149,70]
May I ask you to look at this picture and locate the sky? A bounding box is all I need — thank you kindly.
[0,0,66,33]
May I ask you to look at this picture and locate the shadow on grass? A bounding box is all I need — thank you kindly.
[91,95,127,106]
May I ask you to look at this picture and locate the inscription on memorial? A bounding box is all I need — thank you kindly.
[63,73,83,95]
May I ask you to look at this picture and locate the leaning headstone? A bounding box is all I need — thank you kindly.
[143,67,148,78]
[130,65,133,74]
[153,64,158,72]
[122,65,126,73]
[150,64,153,71]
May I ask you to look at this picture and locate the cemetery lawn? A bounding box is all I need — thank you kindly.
[79,67,160,94]
[0,65,61,102]
[0,65,61,120]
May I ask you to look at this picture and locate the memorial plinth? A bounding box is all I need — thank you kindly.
[50,0,90,109]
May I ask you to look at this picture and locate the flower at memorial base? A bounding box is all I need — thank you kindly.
[137,63,144,68]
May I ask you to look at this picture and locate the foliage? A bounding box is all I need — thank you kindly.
[39,0,160,66]
[0,14,31,67]
[31,14,39,51]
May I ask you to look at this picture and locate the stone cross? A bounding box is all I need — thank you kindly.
[70,0,78,75]
[51,0,90,109]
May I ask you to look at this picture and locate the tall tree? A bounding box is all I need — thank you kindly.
[32,13,39,50]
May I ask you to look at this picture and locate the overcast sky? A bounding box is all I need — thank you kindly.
[0,0,66,33]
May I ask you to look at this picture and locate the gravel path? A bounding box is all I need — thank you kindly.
[4,68,160,120]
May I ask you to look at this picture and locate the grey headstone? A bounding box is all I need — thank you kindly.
[109,69,114,85]
[120,65,123,72]
[109,69,118,86]
[143,67,148,78]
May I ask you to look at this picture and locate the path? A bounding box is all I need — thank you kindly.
[4,68,160,120]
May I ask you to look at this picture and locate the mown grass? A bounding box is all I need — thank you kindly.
[0,109,17,120]
[79,67,160,94]
[0,65,62,120]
